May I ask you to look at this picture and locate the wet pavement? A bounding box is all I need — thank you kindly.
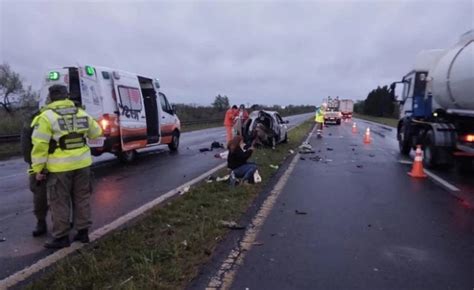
[0,113,311,280]
[208,121,474,290]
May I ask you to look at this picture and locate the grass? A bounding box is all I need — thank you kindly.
[25,119,313,290]
[353,113,398,128]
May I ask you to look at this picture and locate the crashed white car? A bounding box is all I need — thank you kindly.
[243,110,289,147]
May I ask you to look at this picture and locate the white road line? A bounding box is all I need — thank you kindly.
[0,162,226,290]
[398,161,460,192]
[207,126,315,290]
[424,169,460,192]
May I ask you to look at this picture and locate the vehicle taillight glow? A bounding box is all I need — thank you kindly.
[99,114,111,135]
[465,134,474,142]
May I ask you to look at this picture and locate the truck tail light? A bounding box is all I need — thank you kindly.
[464,134,474,142]
[99,114,111,135]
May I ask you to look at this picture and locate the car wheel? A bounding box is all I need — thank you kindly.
[118,149,137,163]
[282,133,288,143]
[168,131,180,152]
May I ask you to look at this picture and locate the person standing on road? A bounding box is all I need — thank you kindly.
[224,105,239,143]
[227,135,258,185]
[22,102,50,237]
[31,84,102,249]
[315,102,327,138]
[236,104,249,136]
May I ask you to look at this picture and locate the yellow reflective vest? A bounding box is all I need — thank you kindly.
[314,107,325,123]
[30,99,102,173]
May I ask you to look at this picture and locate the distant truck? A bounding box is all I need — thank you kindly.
[339,99,354,119]
[39,65,181,162]
[390,30,474,169]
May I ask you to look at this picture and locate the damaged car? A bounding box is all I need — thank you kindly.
[242,110,289,148]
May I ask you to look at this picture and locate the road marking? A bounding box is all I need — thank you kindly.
[424,169,460,192]
[398,161,460,192]
[207,126,315,290]
[0,162,226,289]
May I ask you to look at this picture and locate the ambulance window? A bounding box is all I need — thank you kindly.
[159,93,172,114]
[118,86,142,111]
[102,71,110,79]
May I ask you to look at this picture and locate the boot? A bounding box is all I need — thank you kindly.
[32,220,47,237]
[73,229,90,243]
[44,236,70,249]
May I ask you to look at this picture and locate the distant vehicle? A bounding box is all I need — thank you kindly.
[243,110,289,147]
[339,99,354,119]
[390,30,474,169]
[324,96,342,125]
[39,65,181,162]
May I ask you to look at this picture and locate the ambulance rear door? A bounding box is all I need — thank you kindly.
[112,71,147,151]
[78,66,102,119]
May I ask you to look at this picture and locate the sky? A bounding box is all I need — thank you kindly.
[0,0,472,106]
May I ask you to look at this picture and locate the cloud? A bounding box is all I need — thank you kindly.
[1,0,472,106]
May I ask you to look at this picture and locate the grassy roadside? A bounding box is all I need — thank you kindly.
[353,113,398,128]
[26,119,313,289]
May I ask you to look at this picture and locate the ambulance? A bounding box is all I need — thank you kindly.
[39,65,181,162]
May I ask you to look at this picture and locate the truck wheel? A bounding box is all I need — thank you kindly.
[398,124,411,155]
[423,130,438,169]
[168,131,180,152]
[118,149,137,163]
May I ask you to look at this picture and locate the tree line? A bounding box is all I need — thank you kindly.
[354,85,399,118]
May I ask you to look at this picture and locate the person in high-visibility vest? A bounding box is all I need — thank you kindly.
[314,102,327,137]
[224,105,239,143]
[31,84,102,249]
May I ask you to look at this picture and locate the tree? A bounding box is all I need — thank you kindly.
[212,94,230,111]
[20,85,39,108]
[0,63,23,112]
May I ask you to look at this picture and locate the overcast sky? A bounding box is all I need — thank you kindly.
[0,0,472,106]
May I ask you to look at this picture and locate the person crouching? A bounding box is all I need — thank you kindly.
[227,136,257,185]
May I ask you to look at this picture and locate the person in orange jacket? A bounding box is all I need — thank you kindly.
[224,105,239,143]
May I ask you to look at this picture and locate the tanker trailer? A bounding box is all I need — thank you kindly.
[390,30,474,169]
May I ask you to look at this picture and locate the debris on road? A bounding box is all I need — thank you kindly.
[270,164,279,169]
[179,186,190,195]
[205,176,216,183]
[300,157,306,161]
[295,210,308,215]
[309,156,322,162]
[211,141,224,149]
[199,148,211,152]
[288,149,295,154]
[0,237,6,242]
[369,154,375,157]
[220,220,246,230]
[326,147,334,151]
[356,165,364,168]
[299,142,315,154]
[214,150,229,159]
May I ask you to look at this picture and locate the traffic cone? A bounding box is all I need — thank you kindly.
[363,127,371,144]
[352,122,358,133]
[408,145,427,178]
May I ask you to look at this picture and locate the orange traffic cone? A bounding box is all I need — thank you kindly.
[408,145,427,178]
[352,122,358,133]
[363,127,371,144]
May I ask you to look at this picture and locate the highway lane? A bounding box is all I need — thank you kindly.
[0,113,312,280]
[220,121,473,290]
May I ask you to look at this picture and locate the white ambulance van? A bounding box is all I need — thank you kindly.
[39,65,181,162]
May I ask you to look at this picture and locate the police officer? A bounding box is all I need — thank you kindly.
[31,85,102,249]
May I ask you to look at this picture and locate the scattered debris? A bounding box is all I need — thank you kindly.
[0,237,6,242]
[351,148,355,151]
[220,220,246,230]
[199,148,211,152]
[186,147,190,150]
[299,142,315,154]
[119,276,134,286]
[373,268,379,272]
[181,240,189,248]
[269,164,279,169]
[309,156,322,162]
[253,170,262,183]
[211,141,224,149]
[300,157,306,161]
[179,186,190,195]
[326,147,334,151]
[328,133,332,136]
[216,175,230,182]
[368,224,372,227]
[369,154,375,157]
[356,165,364,168]
[205,176,216,183]
[288,149,295,154]
[215,150,229,159]
[295,210,308,215]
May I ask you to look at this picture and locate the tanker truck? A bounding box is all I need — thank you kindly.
[390,30,474,169]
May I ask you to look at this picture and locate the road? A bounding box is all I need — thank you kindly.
[0,113,312,281]
[197,119,474,290]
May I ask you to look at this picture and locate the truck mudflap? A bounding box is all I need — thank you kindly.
[431,123,457,147]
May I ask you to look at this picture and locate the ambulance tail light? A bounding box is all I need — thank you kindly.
[99,114,111,136]
[464,134,474,143]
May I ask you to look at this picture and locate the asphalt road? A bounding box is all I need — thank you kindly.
[215,120,474,290]
[0,113,312,281]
